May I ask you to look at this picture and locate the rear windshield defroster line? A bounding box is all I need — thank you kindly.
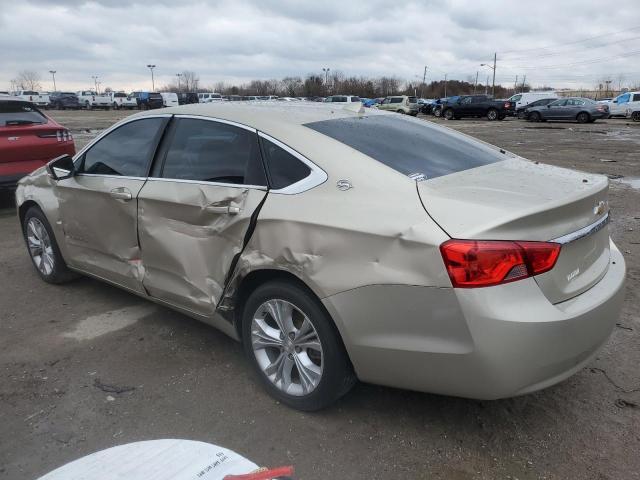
[305,115,504,180]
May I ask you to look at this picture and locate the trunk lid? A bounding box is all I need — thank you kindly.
[418,158,611,303]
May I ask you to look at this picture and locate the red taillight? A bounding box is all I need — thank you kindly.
[505,102,511,108]
[440,239,561,288]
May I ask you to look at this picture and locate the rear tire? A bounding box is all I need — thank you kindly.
[632,111,640,122]
[487,108,498,121]
[443,108,455,120]
[22,207,77,284]
[242,280,355,411]
[517,111,526,120]
[396,109,404,114]
[529,111,541,122]
[576,112,590,124]
[434,107,442,117]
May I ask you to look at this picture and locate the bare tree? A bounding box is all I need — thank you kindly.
[13,70,42,91]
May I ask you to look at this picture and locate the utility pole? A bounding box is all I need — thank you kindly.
[147,64,156,91]
[514,75,518,94]
[176,73,183,92]
[605,79,612,97]
[473,71,478,94]
[322,68,330,95]
[420,65,427,98]
[444,73,448,97]
[492,52,496,98]
[91,75,98,93]
[49,70,57,91]
[485,76,489,95]
[521,75,526,93]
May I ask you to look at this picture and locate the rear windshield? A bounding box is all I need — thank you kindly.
[408,96,417,103]
[149,93,163,99]
[305,115,504,180]
[21,91,39,96]
[0,101,46,126]
[114,92,127,98]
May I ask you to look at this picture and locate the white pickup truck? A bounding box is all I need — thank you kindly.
[76,90,111,109]
[108,91,138,109]
[13,90,50,107]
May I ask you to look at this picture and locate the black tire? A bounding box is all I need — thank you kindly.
[632,111,640,122]
[443,108,455,120]
[396,109,404,114]
[529,111,541,122]
[576,112,590,124]
[22,206,77,284]
[517,111,526,120]
[487,108,498,121]
[433,107,442,117]
[242,280,355,411]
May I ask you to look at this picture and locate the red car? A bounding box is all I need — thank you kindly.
[0,97,75,188]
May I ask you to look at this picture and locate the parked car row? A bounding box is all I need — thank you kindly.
[6,90,182,110]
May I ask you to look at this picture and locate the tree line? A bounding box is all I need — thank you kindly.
[161,70,527,99]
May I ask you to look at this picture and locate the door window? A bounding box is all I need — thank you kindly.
[78,118,167,177]
[159,118,267,186]
[461,97,472,104]
[633,94,640,102]
[390,97,403,103]
[260,138,311,189]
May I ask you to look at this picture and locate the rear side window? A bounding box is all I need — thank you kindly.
[0,101,46,126]
[306,115,504,180]
[633,94,640,102]
[159,118,266,186]
[79,118,166,177]
[350,96,360,102]
[390,98,402,103]
[260,138,311,189]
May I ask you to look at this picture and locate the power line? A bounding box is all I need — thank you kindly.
[505,49,640,70]
[502,35,640,62]
[499,25,640,55]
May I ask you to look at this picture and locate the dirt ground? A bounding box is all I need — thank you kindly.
[0,109,638,480]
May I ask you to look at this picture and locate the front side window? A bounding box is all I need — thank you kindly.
[510,94,522,102]
[159,118,266,186]
[78,118,166,177]
[461,97,472,104]
[390,98,402,104]
[633,94,640,102]
[549,99,566,106]
[260,138,311,189]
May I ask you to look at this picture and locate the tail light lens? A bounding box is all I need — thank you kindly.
[440,239,561,288]
[505,102,511,108]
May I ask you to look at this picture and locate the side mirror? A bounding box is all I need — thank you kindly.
[46,154,75,180]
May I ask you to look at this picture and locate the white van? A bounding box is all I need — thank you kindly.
[197,92,223,103]
[507,91,558,110]
[608,91,640,117]
[160,92,179,107]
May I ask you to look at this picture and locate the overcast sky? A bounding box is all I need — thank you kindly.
[2,0,640,93]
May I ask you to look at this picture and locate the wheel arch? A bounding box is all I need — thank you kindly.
[18,199,42,226]
[231,268,354,367]
[576,110,591,121]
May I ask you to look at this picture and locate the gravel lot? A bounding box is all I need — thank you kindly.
[1,109,638,480]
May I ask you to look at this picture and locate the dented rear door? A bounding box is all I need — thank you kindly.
[137,116,268,316]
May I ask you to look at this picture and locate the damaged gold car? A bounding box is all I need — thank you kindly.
[16,103,626,410]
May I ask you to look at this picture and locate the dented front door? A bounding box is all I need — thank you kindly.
[136,116,269,317]
[137,180,267,316]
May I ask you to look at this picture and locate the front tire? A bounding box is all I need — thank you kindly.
[22,207,76,284]
[242,280,355,411]
[529,111,541,122]
[487,108,498,121]
[443,108,455,120]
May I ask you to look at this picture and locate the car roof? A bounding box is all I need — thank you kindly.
[136,102,381,135]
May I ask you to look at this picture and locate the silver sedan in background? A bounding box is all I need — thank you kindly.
[526,97,609,123]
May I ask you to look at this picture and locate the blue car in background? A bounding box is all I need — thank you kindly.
[360,98,377,107]
[432,96,459,117]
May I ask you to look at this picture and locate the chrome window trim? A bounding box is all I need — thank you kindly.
[258,131,328,195]
[75,173,148,181]
[172,114,256,133]
[145,177,267,191]
[551,212,610,245]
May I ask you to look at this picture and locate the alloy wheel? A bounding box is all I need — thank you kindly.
[26,217,55,276]
[251,299,323,396]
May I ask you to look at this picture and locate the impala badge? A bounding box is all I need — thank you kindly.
[567,268,580,282]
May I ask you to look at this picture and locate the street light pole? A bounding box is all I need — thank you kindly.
[91,75,98,93]
[147,64,156,91]
[444,73,448,97]
[49,70,57,91]
[473,71,478,94]
[176,73,183,92]
[480,56,497,97]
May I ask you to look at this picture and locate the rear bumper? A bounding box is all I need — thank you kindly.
[323,240,626,399]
